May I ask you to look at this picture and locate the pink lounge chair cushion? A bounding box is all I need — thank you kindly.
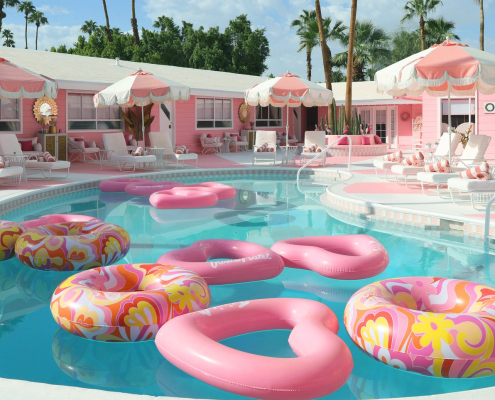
[361,136,371,145]
[206,134,213,138]
[374,135,383,144]
[20,140,33,152]
[338,136,349,145]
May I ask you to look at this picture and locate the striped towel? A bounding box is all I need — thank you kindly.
[175,145,187,155]
[304,145,317,153]
[257,143,268,152]
[0,156,4,169]
[401,152,424,166]
[438,166,452,173]
[423,160,450,172]
[383,151,402,162]
[477,172,491,180]
[459,162,490,179]
[133,147,144,156]
[43,152,56,162]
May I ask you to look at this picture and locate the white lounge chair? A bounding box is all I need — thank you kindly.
[199,134,222,154]
[68,136,100,162]
[101,132,156,172]
[417,135,492,195]
[447,166,495,210]
[149,131,198,168]
[0,164,23,186]
[252,131,277,165]
[390,132,462,185]
[299,131,327,167]
[0,134,70,180]
[224,132,248,152]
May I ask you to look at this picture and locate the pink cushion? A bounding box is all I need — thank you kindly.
[206,134,213,138]
[231,133,239,137]
[374,135,383,144]
[338,136,349,145]
[74,138,87,148]
[20,140,33,151]
[361,136,371,145]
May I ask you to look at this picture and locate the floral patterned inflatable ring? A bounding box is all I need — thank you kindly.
[157,239,285,285]
[50,263,211,342]
[344,277,495,378]
[21,214,103,229]
[150,189,218,209]
[180,182,236,200]
[99,178,152,192]
[271,235,389,279]
[156,298,353,399]
[124,181,184,196]
[0,220,26,261]
[15,220,130,271]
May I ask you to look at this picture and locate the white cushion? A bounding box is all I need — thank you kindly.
[18,137,38,145]
[254,131,277,149]
[304,131,326,149]
[117,154,156,163]
[417,171,462,183]
[33,143,42,152]
[373,159,398,169]
[0,134,23,155]
[391,165,423,175]
[0,166,23,177]
[175,153,198,161]
[103,133,129,156]
[448,177,495,192]
[26,160,71,170]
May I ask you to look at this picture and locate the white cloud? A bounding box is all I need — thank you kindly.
[37,5,70,15]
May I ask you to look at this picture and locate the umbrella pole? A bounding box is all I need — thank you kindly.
[142,105,146,149]
[286,106,289,164]
[448,85,452,163]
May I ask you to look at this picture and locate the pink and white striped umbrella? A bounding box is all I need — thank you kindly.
[245,72,333,108]
[375,39,495,97]
[94,69,190,107]
[0,57,57,99]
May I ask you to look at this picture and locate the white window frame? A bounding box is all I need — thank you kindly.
[255,105,283,128]
[437,96,476,138]
[195,97,233,130]
[0,98,22,134]
[66,91,123,133]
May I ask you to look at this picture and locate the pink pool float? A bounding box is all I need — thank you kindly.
[150,188,218,209]
[99,178,152,192]
[271,235,389,279]
[344,277,495,378]
[157,239,284,285]
[180,182,236,200]
[21,214,103,229]
[124,181,183,196]
[155,298,353,400]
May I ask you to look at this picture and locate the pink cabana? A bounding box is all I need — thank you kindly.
[0,57,57,99]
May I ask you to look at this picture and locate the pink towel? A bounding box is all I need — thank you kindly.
[412,160,424,167]
[423,159,449,172]
[383,151,402,162]
[459,162,490,179]
[438,166,452,173]
[134,146,144,156]
[43,151,56,162]
[476,172,491,180]
[0,156,4,169]
[402,152,424,166]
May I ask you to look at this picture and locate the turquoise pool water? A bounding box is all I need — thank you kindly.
[1,178,495,399]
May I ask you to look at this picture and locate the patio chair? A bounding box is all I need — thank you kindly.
[0,164,23,186]
[68,136,100,162]
[224,132,248,152]
[149,131,198,168]
[199,134,222,154]
[299,131,327,167]
[390,131,462,185]
[0,133,70,180]
[101,132,156,172]
[447,166,495,210]
[17,137,43,157]
[417,135,492,195]
[252,131,277,165]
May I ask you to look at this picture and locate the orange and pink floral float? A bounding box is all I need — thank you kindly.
[344,277,495,378]
[0,220,26,261]
[50,263,211,341]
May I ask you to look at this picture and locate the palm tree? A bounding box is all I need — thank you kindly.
[401,0,443,51]
[153,15,169,32]
[0,0,19,35]
[473,0,484,50]
[101,0,112,42]
[17,1,35,49]
[345,0,358,126]
[28,10,48,50]
[131,0,139,45]
[335,20,391,82]
[2,28,14,47]
[424,17,459,46]
[291,10,345,82]
[81,20,97,37]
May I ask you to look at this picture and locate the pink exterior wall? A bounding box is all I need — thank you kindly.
[476,93,495,159]
[396,104,421,149]
[420,93,439,145]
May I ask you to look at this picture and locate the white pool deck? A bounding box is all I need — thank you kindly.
[1,150,495,400]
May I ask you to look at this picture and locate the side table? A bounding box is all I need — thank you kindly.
[281,145,300,166]
[145,147,165,169]
[3,154,29,182]
[222,138,231,153]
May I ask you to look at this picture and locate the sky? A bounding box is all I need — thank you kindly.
[1,0,493,82]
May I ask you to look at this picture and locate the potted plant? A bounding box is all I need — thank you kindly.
[250,121,255,130]
[121,104,155,146]
[425,142,432,149]
[434,141,439,147]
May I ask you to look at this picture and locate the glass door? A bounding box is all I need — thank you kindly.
[389,108,397,148]
[375,108,387,144]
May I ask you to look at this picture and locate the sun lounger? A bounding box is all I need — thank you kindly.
[101,132,156,171]
[252,131,277,165]
[149,131,198,168]
[299,131,326,167]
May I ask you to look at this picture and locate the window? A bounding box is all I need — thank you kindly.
[255,105,282,127]
[0,99,20,132]
[67,93,122,131]
[196,98,232,129]
[441,98,475,127]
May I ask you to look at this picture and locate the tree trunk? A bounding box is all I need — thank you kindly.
[35,24,39,50]
[306,46,311,81]
[480,0,484,51]
[102,0,112,42]
[24,16,27,49]
[0,5,6,35]
[419,13,425,51]
[345,0,358,127]
[315,0,334,128]
[131,0,140,45]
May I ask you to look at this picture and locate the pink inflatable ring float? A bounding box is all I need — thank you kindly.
[124,181,183,197]
[156,298,353,400]
[271,235,389,279]
[344,277,495,378]
[21,214,103,229]
[150,188,218,209]
[179,182,236,200]
[157,239,284,285]
[99,178,152,192]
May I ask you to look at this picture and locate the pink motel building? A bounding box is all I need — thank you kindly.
[0,47,491,156]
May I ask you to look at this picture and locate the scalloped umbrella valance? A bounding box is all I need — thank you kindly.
[375,39,495,161]
[0,57,58,99]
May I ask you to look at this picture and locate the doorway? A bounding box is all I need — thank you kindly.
[159,101,175,145]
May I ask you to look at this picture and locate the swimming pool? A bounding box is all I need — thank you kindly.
[1,177,495,399]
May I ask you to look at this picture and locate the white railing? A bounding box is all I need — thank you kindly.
[484,194,495,241]
[296,135,352,191]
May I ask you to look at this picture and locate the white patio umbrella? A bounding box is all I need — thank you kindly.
[94,69,190,148]
[245,72,333,152]
[375,39,495,162]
